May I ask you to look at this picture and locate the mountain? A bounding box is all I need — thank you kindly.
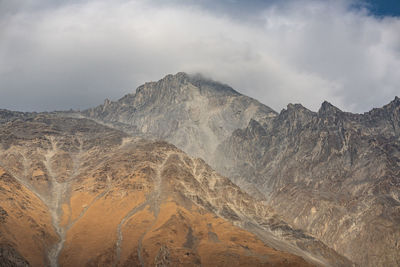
[81,72,400,267]
[83,72,276,162]
[216,99,400,267]
[0,115,351,266]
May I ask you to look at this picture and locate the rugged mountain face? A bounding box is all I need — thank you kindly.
[3,72,398,266]
[81,72,400,266]
[0,115,351,266]
[216,98,400,267]
[83,72,276,161]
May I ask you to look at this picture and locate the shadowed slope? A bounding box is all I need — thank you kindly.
[216,99,400,266]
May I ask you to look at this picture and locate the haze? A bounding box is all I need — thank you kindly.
[0,0,399,112]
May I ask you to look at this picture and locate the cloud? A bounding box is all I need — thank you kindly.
[0,0,399,112]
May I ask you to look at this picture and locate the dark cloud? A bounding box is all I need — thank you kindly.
[0,0,399,112]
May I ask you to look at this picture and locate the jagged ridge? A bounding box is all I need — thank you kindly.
[216,97,400,267]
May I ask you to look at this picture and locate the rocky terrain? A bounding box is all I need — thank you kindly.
[216,98,400,267]
[0,115,352,266]
[1,72,398,266]
[83,72,276,162]
[82,72,400,267]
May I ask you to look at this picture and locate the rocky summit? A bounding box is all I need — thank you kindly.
[0,72,399,267]
[83,72,276,162]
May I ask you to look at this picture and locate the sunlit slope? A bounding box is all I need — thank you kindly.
[0,115,350,266]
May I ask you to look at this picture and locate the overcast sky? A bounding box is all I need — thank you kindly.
[1,0,399,112]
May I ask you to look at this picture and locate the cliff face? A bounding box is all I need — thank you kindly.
[83,72,276,161]
[216,98,400,267]
[0,115,349,267]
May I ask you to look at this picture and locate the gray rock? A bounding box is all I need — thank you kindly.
[82,73,399,266]
[82,72,276,161]
[216,98,400,267]
[8,72,397,266]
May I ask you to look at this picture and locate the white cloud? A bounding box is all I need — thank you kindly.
[0,0,399,112]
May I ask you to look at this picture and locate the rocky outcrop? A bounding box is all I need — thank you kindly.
[0,244,30,267]
[0,115,350,266]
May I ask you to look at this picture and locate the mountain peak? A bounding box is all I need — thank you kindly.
[366,96,399,119]
[286,103,309,112]
[135,72,240,97]
[186,72,241,96]
[382,96,400,110]
[392,96,399,105]
[318,101,342,115]
[161,72,190,82]
[83,72,276,162]
[280,103,314,117]
[278,103,315,127]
